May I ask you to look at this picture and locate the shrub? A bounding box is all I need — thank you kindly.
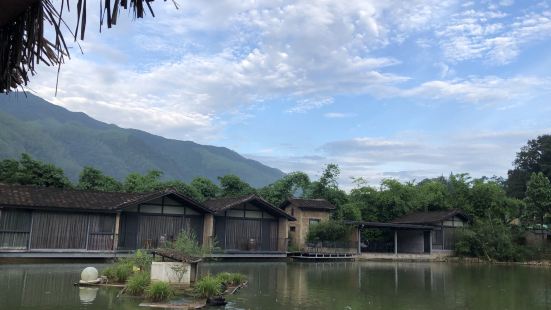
[169,230,209,257]
[126,272,151,296]
[306,220,350,242]
[131,249,153,272]
[114,261,134,283]
[102,265,117,281]
[455,221,528,262]
[194,275,223,298]
[145,281,175,302]
[227,273,246,285]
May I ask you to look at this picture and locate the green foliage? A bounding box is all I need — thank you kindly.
[194,275,223,298]
[145,281,175,302]
[0,154,71,188]
[102,260,134,283]
[168,230,210,257]
[191,177,220,200]
[259,172,311,205]
[507,135,551,198]
[114,262,134,283]
[131,249,153,272]
[215,272,246,286]
[123,170,164,192]
[454,221,526,262]
[77,166,122,191]
[306,164,348,208]
[525,172,551,228]
[218,174,256,197]
[337,203,362,221]
[126,272,151,296]
[306,220,350,242]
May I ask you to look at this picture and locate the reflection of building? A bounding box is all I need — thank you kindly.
[279,198,335,250]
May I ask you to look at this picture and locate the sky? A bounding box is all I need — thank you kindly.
[28,0,551,189]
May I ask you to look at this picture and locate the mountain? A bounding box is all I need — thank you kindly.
[0,93,285,187]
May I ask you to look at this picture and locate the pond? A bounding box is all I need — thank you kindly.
[0,261,550,309]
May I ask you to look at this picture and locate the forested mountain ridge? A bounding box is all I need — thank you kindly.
[0,93,284,187]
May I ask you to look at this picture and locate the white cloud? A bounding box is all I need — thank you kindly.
[250,128,551,189]
[436,7,551,64]
[400,76,551,104]
[323,112,356,118]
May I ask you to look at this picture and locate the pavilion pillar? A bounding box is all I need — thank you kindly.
[113,212,121,252]
[202,214,214,248]
[394,230,398,255]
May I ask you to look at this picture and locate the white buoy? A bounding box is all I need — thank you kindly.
[81,267,99,282]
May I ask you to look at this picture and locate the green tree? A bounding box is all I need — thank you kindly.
[154,180,203,201]
[77,166,122,192]
[524,172,551,237]
[306,164,348,208]
[123,170,164,192]
[190,177,220,200]
[507,135,551,198]
[258,172,310,205]
[218,174,256,197]
[0,154,71,188]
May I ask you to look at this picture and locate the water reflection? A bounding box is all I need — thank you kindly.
[79,287,99,304]
[0,262,550,310]
[201,261,551,310]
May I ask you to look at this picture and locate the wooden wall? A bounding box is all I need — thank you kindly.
[0,208,116,251]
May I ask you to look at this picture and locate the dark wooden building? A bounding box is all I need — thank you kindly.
[0,185,211,257]
[392,209,470,251]
[204,195,295,253]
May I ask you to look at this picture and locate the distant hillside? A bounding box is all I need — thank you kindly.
[0,93,284,187]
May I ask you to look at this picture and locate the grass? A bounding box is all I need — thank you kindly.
[126,272,151,296]
[101,261,134,283]
[194,275,223,298]
[145,281,175,302]
[215,272,247,286]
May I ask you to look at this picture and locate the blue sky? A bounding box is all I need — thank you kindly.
[30,0,551,188]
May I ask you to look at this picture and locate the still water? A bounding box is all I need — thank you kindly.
[0,261,550,310]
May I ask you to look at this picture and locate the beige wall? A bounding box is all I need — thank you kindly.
[284,205,332,250]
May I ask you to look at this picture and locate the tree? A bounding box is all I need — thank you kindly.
[191,177,220,200]
[507,135,551,198]
[77,166,122,192]
[306,164,348,208]
[123,170,164,192]
[218,175,256,197]
[0,153,71,188]
[154,180,203,202]
[524,172,551,238]
[258,172,310,205]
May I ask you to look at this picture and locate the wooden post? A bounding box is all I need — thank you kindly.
[429,231,433,254]
[394,230,398,255]
[113,212,121,252]
[357,226,361,255]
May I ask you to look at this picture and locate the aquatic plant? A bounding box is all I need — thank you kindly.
[215,272,246,286]
[145,281,175,302]
[194,275,223,298]
[126,272,151,296]
[114,261,134,283]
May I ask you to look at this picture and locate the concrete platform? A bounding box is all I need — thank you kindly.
[358,251,453,261]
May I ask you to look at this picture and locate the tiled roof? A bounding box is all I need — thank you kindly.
[204,194,296,220]
[391,209,469,224]
[0,184,210,213]
[280,198,336,210]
